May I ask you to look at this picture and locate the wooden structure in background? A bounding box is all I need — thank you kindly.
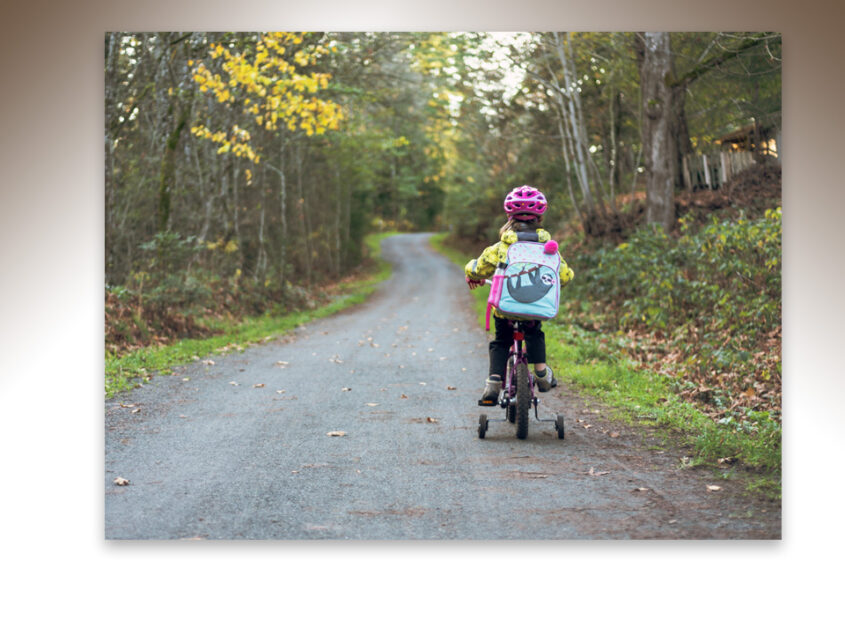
[682,121,780,191]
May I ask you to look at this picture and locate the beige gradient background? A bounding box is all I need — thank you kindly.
[1,0,842,630]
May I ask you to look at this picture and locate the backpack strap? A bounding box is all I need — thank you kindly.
[515,231,540,242]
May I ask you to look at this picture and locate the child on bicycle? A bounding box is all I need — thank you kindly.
[465,185,574,405]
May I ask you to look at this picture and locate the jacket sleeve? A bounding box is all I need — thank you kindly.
[559,258,574,286]
[465,242,503,280]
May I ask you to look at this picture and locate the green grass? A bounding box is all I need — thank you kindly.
[429,232,780,498]
[106,232,396,399]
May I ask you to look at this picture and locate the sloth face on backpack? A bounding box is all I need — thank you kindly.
[464,185,575,404]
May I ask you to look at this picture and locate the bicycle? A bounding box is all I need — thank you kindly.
[476,283,565,440]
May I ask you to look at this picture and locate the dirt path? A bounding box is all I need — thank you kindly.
[105,233,780,539]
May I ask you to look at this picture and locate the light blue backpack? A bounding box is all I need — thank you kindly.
[485,237,561,329]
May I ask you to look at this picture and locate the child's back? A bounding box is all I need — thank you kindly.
[464,186,573,404]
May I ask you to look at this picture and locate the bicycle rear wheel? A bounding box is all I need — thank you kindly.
[516,362,530,439]
[505,358,516,423]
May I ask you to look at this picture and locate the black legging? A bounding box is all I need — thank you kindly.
[488,317,546,378]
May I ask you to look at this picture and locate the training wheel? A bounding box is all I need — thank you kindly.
[555,414,565,439]
[478,414,488,439]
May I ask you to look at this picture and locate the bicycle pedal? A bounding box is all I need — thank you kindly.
[477,398,498,407]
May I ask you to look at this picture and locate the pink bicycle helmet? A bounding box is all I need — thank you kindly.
[504,185,547,218]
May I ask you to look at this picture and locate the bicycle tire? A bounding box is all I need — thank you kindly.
[505,357,516,423]
[556,414,565,439]
[516,362,530,439]
[478,414,488,439]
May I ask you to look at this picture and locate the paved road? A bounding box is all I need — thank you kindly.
[105,233,780,539]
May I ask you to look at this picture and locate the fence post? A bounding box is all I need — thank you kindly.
[683,154,692,191]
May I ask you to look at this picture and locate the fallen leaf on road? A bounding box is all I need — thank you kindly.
[342,387,352,392]
[182,377,190,382]
[131,408,141,414]
[446,386,457,390]
[513,471,550,479]
[419,382,426,386]
[229,381,239,386]
[588,467,610,476]
[609,431,620,438]
[119,403,138,408]
[576,418,584,423]
[426,417,439,423]
[366,403,378,407]
[400,394,408,399]
[276,390,285,394]
[203,359,215,365]
[582,424,592,429]
[253,383,265,388]
[707,485,722,492]
[327,431,347,437]
[633,487,649,492]
[113,477,130,486]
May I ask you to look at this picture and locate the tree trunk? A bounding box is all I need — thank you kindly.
[555,33,596,218]
[156,100,191,234]
[638,32,675,232]
[335,166,343,277]
[670,83,694,189]
[297,143,312,285]
[278,136,288,292]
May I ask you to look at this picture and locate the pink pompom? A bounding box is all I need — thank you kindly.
[544,240,558,254]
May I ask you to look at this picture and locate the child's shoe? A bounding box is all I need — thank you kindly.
[534,367,557,392]
[478,375,502,406]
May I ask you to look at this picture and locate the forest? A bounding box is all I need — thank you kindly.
[105,32,781,480]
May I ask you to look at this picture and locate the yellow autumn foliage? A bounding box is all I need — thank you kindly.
[189,32,344,165]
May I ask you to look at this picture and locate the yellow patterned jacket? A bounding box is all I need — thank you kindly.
[464,228,574,319]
